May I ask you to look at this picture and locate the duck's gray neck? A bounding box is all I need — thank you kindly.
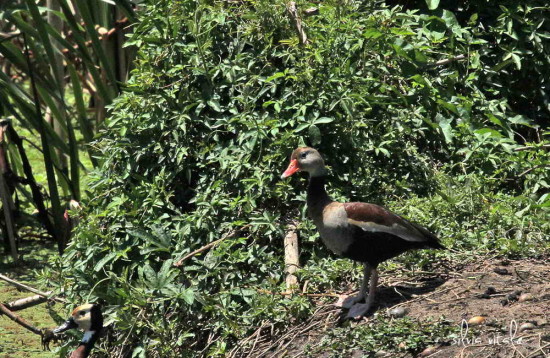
[73,331,99,358]
[307,176,332,222]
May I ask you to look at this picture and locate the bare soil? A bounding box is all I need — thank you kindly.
[251,257,550,358]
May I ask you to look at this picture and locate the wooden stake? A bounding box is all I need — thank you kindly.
[284,220,300,292]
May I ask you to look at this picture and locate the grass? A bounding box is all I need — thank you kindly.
[0,239,60,358]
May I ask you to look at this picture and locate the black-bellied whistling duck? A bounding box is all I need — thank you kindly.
[50,304,103,358]
[281,147,444,318]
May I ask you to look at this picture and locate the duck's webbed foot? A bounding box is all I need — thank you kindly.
[340,292,366,309]
[345,266,378,320]
[346,301,374,319]
[41,329,56,350]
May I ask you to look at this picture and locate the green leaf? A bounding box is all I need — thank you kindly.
[426,0,440,10]
[313,117,334,125]
[435,114,453,143]
[94,251,118,271]
[207,100,222,112]
[266,72,285,82]
[508,115,532,126]
[295,123,310,133]
[308,124,322,146]
[511,54,521,70]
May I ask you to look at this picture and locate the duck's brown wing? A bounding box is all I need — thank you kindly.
[343,202,444,248]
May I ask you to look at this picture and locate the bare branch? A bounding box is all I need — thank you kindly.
[514,144,550,152]
[428,54,467,67]
[174,225,251,267]
[287,2,308,45]
[518,164,550,177]
[0,273,66,303]
[0,303,42,335]
[5,295,48,311]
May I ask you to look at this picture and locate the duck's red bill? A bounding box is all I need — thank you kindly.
[281,159,299,179]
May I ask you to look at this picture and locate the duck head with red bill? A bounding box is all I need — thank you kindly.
[281,147,327,179]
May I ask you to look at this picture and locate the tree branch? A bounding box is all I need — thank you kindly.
[174,225,251,267]
[286,2,308,45]
[0,273,66,303]
[0,303,42,335]
[514,144,550,152]
[427,54,467,67]
[6,124,57,241]
[518,164,550,177]
[5,294,48,311]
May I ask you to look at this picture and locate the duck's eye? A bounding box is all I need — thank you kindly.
[79,311,86,316]
[300,152,308,159]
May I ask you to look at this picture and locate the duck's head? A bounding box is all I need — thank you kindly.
[53,304,103,336]
[281,147,327,179]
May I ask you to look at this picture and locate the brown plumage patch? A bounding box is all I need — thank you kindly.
[344,202,401,227]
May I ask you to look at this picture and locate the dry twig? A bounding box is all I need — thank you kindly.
[514,144,550,152]
[174,225,251,267]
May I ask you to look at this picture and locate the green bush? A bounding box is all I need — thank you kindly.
[45,0,549,356]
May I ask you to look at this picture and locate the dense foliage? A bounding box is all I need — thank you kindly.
[46,0,549,356]
[0,0,135,255]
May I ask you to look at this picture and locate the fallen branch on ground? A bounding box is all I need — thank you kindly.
[5,294,48,311]
[0,273,66,303]
[0,303,42,335]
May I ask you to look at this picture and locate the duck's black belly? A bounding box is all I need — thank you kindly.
[340,229,429,267]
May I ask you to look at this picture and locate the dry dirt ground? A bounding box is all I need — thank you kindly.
[249,257,550,358]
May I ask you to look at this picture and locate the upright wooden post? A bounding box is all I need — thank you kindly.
[284,220,300,292]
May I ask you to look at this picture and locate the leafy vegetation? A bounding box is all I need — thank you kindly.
[0,0,135,254]
[16,0,550,356]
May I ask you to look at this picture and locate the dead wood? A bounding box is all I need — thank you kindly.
[284,220,300,291]
[287,2,308,45]
[0,273,66,303]
[0,303,42,335]
[5,294,48,311]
